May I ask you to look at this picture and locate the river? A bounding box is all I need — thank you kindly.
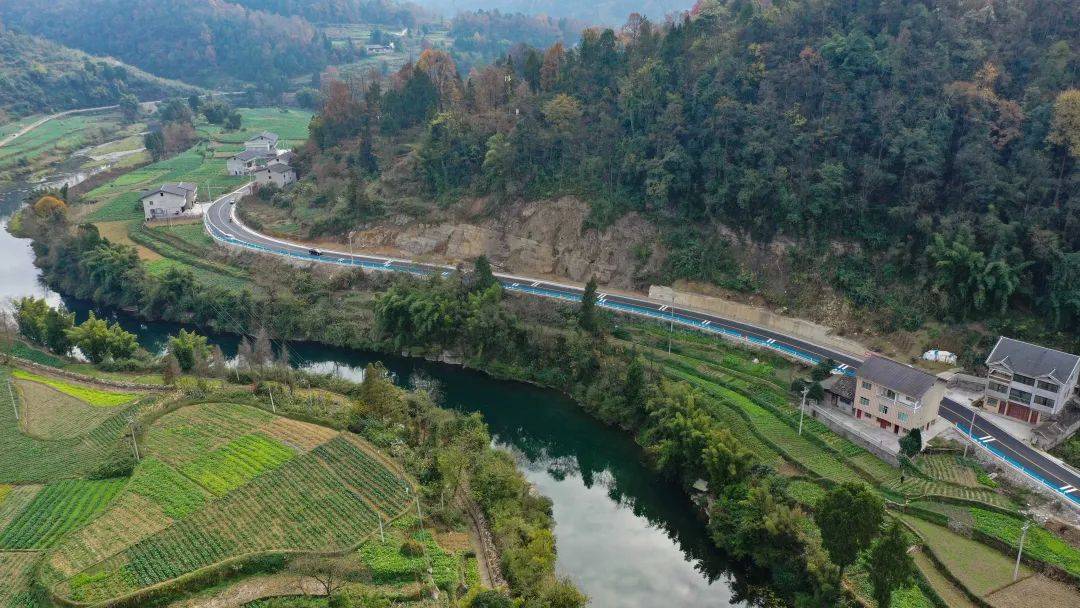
[0,156,756,607]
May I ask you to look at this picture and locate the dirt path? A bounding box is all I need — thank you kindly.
[164,574,324,608]
[0,105,119,148]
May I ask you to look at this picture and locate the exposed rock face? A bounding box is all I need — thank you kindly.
[353,197,663,288]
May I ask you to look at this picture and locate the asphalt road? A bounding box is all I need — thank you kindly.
[938,397,1080,506]
[204,195,863,370]
[206,194,1080,506]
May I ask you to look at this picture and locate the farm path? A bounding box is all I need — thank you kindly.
[164,573,325,608]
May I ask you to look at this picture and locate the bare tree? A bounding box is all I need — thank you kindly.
[253,327,273,367]
[288,554,368,597]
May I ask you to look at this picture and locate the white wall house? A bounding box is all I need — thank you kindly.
[243,131,279,154]
[983,337,1080,424]
[141,182,197,220]
[254,163,296,188]
[227,149,269,176]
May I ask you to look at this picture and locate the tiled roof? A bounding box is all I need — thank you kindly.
[857,356,936,398]
[987,337,1080,383]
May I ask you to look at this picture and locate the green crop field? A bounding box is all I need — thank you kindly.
[0,550,38,607]
[197,108,312,147]
[141,402,277,467]
[180,433,295,496]
[903,514,1028,597]
[12,369,136,407]
[970,508,1080,577]
[15,378,122,440]
[63,434,408,603]
[126,458,208,520]
[0,368,148,483]
[0,112,133,177]
[0,479,125,550]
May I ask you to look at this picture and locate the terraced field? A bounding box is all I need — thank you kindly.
[0,367,149,483]
[60,433,407,603]
[0,551,38,607]
[12,369,137,406]
[0,479,125,550]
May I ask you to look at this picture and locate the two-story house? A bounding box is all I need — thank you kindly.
[243,131,279,154]
[227,149,270,176]
[140,183,197,220]
[254,162,297,188]
[983,337,1080,424]
[853,356,943,435]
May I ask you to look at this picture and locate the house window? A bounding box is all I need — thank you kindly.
[1013,374,1035,386]
[1037,380,1059,392]
[1034,395,1055,409]
[988,382,1008,393]
[861,381,872,390]
[1009,388,1032,404]
[898,413,908,423]
[882,389,896,400]
[878,404,889,415]
[859,397,869,406]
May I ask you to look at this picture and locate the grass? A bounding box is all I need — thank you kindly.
[0,478,126,550]
[180,433,296,496]
[901,514,1028,597]
[912,551,979,608]
[11,369,137,407]
[0,340,67,367]
[970,508,1080,577]
[358,529,458,589]
[0,112,133,177]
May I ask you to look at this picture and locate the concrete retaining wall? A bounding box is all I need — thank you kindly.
[648,285,867,359]
[807,402,900,466]
[947,373,987,392]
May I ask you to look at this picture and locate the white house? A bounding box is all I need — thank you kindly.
[254,162,296,188]
[983,337,1080,424]
[141,182,197,220]
[243,131,279,154]
[365,44,394,55]
[227,149,270,176]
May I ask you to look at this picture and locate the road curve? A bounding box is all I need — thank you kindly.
[205,193,1080,508]
[204,194,863,370]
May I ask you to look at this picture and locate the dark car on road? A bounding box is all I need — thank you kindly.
[308,248,322,256]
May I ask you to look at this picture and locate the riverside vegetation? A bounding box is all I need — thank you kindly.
[16,173,1080,604]
[0,310,580,607]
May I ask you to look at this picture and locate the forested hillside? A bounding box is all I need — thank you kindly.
[0,24,197,117]
[449,10,583,64]
[292,0,1080,347]
[227,0,429,27]
[0,0,350,90]
[416,0,691,25]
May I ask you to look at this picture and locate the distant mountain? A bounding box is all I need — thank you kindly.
[414,0,693,26]
[227,0,433,27]
[0,23,199,117]
[0,0,344,89]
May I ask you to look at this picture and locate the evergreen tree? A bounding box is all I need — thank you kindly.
[817,482,883,576]
[474,255,496,290]
[579,277,599,334]
[868,521,915,608]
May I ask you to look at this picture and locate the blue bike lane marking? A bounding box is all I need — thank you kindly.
[206,219,854,376]
[953,420,1080,505]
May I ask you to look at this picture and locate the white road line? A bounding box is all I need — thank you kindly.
[658,305,669,311]
[1066,487,1078,494]
[702,320,711,326]
[531,281,540,287]
[1061,484,1075,491]
[512,283,520,287]
[981,436,996,443]
[979,434,994,441]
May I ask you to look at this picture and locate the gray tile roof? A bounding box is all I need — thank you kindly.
[267,162,292,174]
[232,149,268,162]
[857,356,936,398]
[821,374,855,400]
[986,337,1080,383]
[140,182,197,199]
[246,131,279,145]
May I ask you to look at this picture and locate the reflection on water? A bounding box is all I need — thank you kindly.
[1,168,758,608]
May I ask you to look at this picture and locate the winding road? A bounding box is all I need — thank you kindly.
[204,192,1080,507]
[204,194,862,369]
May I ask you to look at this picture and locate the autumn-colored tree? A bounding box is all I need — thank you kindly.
[542,94,582,133]
[417,49,462,108]
[32,195,67,220]
[540,42,565,91]
[1048,89,1080,206]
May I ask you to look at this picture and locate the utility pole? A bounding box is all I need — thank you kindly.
[268,387,276,414]
[964,407,977,459]
[667,293,675,354]
[7,379,18,421]
[1014,521,1031,581]
[798,386,809,436]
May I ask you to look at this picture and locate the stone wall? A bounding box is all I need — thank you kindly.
[648,285,868,359]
